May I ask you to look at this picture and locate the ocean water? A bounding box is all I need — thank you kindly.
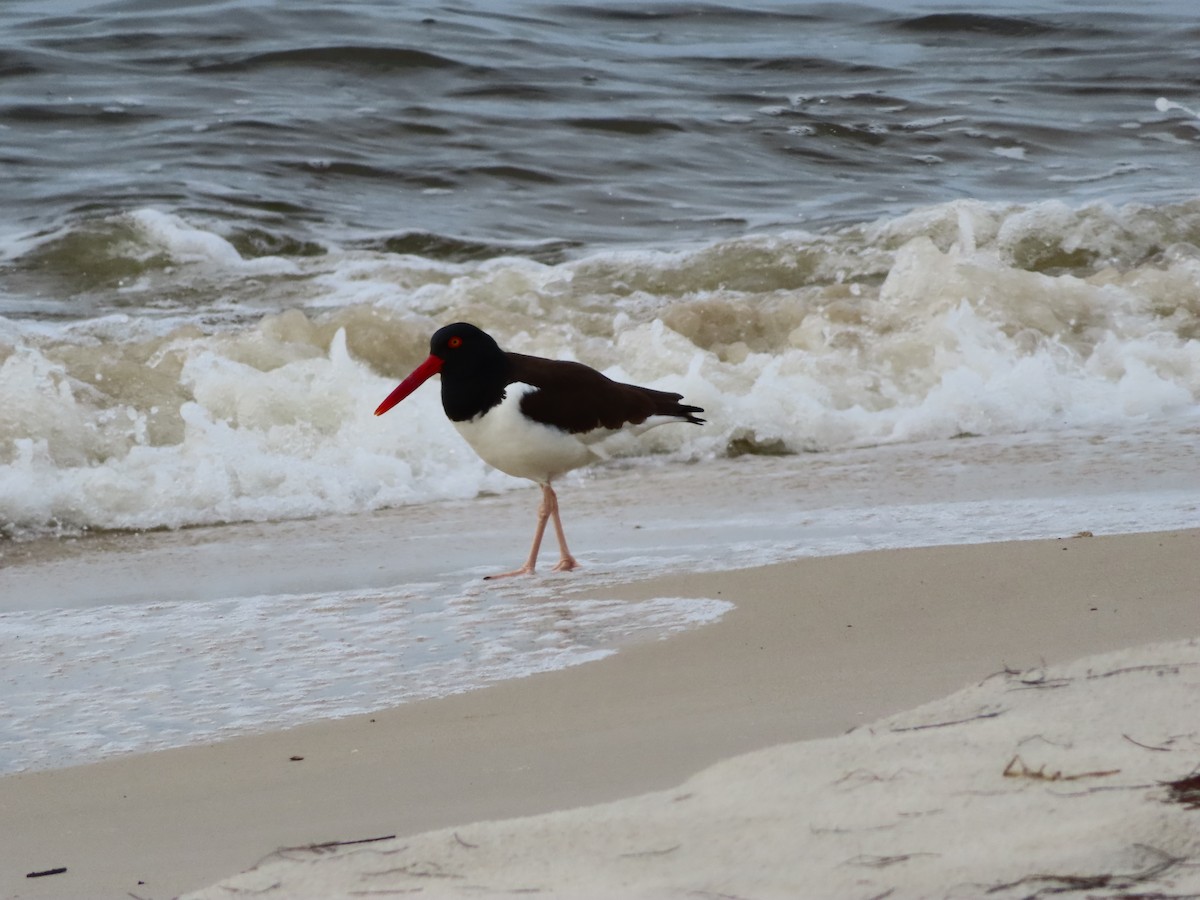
[2,0,1200,774]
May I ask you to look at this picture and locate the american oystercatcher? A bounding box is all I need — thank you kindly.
[375,322,704,578]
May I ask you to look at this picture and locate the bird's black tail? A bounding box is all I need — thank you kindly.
[643,387,704,425]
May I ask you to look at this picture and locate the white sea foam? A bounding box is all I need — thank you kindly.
[2,199,1200,537]
[1156,95,1200,120]
[0,579,732,774]
[126,208,300,276]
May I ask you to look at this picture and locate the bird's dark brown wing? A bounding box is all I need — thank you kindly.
[507,353,704,434]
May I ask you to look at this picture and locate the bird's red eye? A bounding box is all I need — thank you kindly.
[448,336,463,348]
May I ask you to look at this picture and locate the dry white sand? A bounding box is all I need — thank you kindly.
[184,636,1200,899]
[3,529,1198,900]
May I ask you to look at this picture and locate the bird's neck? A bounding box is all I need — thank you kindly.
[440,353,511,422]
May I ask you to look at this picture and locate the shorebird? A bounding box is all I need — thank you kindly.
[375,322,704,578]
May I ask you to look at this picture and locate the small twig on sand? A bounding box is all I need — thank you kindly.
[1087,661,1200,680]
[1123,733,1174,752]
[25,867,67,879]
[985,845,1183,895]
[1163,770,1200,810]
[281,834,397,853]
[833,768,912,786]
[979,665,1022,686]
[620,844,681,858]
[844,852,938,868]
[889,709,1004,733]
[362,862,463,880]
[1002,755,1119,782]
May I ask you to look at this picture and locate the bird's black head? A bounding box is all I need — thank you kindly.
[429,322,500,366]
[375,322,508,419]
[429,322,510,420]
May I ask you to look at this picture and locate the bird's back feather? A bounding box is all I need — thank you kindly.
[509,353,704,435]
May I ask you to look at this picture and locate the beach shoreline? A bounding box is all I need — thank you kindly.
[3,528,1198,900]
[4,4,1200,897]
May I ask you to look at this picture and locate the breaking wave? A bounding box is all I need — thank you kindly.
[3,197,1200,538]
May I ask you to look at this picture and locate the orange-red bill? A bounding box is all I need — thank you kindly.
[374,354,443,416]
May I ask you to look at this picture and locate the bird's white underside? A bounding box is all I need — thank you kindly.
[452,382,681,484]
[453,383,594,484]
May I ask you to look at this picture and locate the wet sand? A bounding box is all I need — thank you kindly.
[2,529,1198,900]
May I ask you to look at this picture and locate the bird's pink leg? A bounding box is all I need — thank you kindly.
[484,484,553,580]
[484,483,578,579]
[544,483,579,573]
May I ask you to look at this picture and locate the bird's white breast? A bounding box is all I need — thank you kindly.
[453,383,595,484]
